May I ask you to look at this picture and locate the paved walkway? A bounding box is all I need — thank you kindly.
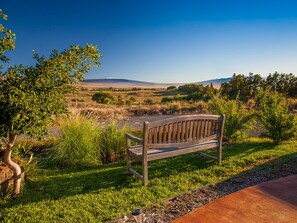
[172,174,297,223]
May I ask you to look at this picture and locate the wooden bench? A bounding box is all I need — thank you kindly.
[125,114,225,185]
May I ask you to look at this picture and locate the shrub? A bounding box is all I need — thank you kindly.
[143,99,154,105]
[167,85,177,90]
[187,92,203,101]
[117,95,124,105]
[161,97,173,103]
[129,96,136,102]
[98,121,130,163]
[15,138,58,156]
[125,99,133,105]
[174,94,183,101]
[91,91,115,104]
[46,115,101,167]
[102,97,114,104]
[178,84,204,94]
[255,89,297,143]
[209,93,254,142]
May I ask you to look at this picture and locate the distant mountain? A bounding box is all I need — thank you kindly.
[85,78,154,84]
[81,77,231,89]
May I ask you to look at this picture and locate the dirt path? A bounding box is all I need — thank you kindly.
[114,114,181,130]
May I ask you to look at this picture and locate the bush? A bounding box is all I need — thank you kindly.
[209,93,254,142]
[117,95,124,105]
[187,92,203,101]
[92,92,115,104]
[161,97,173,103]
[125,99,133,105]
[143,99,154,105]
[15,138,58,156]
[129,96,136,102]
[46,115,101,167]
[102,97,114,104]
[178,84,204,94]
[255,89,297,143]
[174,94,183,101]
[99,121,130,163]
[167,85,177,90]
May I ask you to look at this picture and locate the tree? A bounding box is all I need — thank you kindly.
[209,92,254,142]
[221,73,247,99]
[0,45,101,196]
[0,9,15,71]
[255,88,297,143]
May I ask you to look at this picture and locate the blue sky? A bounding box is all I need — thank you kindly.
[2,0,297,82]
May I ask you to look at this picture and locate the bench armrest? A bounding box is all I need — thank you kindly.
[125,133,143,144]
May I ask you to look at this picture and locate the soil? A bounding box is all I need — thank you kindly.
[109,157,297,223]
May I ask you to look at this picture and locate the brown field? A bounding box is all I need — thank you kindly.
[66,86,210,124]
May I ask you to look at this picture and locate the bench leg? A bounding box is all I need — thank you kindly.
[217,145,222,164]
[142,160,148,186]
[126,138,132,174]
[127,155,132,174]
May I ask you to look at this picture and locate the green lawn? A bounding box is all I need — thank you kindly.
[1,138,297,223]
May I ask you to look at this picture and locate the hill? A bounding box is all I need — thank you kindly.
[80,77,231,89]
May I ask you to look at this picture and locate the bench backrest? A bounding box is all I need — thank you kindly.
[143,114,225,149]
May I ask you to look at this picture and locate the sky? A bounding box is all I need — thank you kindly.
[1,0,297,83]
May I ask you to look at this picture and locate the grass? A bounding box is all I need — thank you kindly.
[47,115,102,167]
[1,137,297,222]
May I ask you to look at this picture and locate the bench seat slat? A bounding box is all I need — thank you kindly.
[129,140,218,161]
[147,134,218,148]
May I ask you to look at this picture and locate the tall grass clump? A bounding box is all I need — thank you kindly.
[99,121,130,164]
[47,115,101,167]
[255,89,297,143]
[209,92,254,142]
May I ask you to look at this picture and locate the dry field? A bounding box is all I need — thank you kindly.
[66,84,209,127]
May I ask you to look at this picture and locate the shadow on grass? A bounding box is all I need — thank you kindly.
[147,139,276,179]
[5,163,134,208]
[4,138,290,208]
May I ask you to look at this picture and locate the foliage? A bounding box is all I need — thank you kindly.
[129,96,136,102]
[265,72,297,97]
[0,9,15,70]
[125,99,133,105]
[0,45,101,139]
[178,84,204,94]
[14,138,58,156]
[1,138,297,222]
[91,91,115,104]
[98,121,130,164]
[143,98,154,105]
[255,89,297,143]
[167,85,177,90]
[221,72,297,99]
[174,94,183,101]
[117,95,124,105]
[161,97,174,103]
[46,115,101,167]
[209,93,254,142]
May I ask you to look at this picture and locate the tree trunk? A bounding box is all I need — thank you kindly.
[2,134,21,197]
